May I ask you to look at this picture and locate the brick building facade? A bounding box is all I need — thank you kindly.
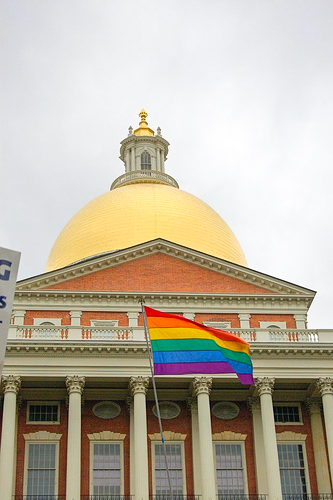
[0,112,332,500]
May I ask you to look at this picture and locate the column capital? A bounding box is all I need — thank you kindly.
[193,376,212,396]
[127,312,139,318]
[1,375,21,395]
[317,377,333,396]
[187,397,198,413]
[129,376,149,395]
[70,310,82,318]
[66,375,85,395]
[306,397,322,415]
[255,377,275,396]
[248,396,261,413]
[238,313,251,320]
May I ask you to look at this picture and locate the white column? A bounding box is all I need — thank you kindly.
[130,376,149,500]
[127,312,139,327]
[12,310,26,325]
[256,377,282,500]
[317,377,333,489]
[238,313,251,328]
[188,397,202,496]
[183,312,195,321]
[156,148,161,171]
[127,396,135,496]
[306,398,332,493]
[294,314,307,329]
[70,310,82,326]
[193,377,216,500]
[66,375,85,500]
[248,397,268,494]
[161,149,164,172]
[0,375,21,500]
[131,147,135,172]
[125,150,130,172]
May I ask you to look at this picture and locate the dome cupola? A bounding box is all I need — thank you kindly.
[45,112,247,272]
[111,109,178,190]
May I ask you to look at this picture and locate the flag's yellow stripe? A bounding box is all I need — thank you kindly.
[149,327,250,354]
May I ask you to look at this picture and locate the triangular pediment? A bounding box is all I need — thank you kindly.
[16,239,315,300]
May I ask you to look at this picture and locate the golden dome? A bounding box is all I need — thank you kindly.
[45,183,247,272]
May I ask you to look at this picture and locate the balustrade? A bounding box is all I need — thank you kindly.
[7,325,333,343]
[111,170,179,190]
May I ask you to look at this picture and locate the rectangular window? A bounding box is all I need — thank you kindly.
[92,442,122,495]
[274,405,302,424]
[278,443,307,496]
[27,403,60,424]
[154,443,184,495]
[215,443,246,495]
[26,443,56,495]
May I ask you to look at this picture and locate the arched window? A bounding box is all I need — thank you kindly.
[141,151,152,170]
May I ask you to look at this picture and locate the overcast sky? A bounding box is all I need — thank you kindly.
[1,1,332,328]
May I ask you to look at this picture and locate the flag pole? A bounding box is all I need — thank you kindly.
[140,300,174,500]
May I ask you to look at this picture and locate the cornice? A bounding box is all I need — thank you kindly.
[16,240,315,299]
[4,341,332,358]
[12,290,312,313]
[120,135,169,158]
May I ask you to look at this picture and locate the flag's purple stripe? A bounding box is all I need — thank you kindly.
[154,362,254,385]
[237,373,255,385]
[154,361,235,375]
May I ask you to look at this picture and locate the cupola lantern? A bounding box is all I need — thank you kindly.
[111,110,178,190]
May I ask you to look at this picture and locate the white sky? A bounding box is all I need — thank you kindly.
[1,1,332,328]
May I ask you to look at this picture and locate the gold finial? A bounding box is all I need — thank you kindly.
[139,109,148,124]
[134,109,154,137]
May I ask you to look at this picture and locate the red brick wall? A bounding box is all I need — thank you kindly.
[15,400,68,496]
[275,403,318,494]
[43,254,272,294]
[81,312,129,326]
[250,314,296,328]
[11,399,321,495]
[211,401,256,494]
[24,310,71,325]
[81,400,130,495]
[147,400,194,495]
[195,313,240,328]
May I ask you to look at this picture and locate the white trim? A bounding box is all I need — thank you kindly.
[23,438,60,496]
[89,440,124,496]
[212,431,247,441]
[149,431,186,441]
[273,403,303,425]
[33,318,62,326]
[277,431,307,441]
[214,440,249,495]
[203,321,231,329]
[90,320,119,327]
[24,430,62,441]
[88,431,126,441]
[151,441,187,495]
[26,401,60,425]
[260,321,286,329]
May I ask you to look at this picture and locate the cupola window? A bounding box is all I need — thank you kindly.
[141,151,152,170]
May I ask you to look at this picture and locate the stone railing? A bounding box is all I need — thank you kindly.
[7,325,333,343]
[110,170,179,190]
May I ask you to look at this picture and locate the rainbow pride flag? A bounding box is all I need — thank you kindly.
[145,306,254,385]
